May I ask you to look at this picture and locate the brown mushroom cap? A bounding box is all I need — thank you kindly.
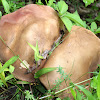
[0,4,61,82]
[39,26,100,98]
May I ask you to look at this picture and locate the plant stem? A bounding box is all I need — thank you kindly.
[0,36,31,72]
[39,78,93,99]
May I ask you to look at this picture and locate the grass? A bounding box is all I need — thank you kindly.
[0,0,100,100]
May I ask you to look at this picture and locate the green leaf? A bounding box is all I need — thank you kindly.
[98,64,100,68]
[25,90,35,100]
[36,0,44,5]
[90,76,98,89]
[17,81,30,84]
[0,56,19,73]
[0,11,2,19]
[28,42,43,62]
[95,27,100,34]
[73,10,80,16]
[34,67,57,78]
[86,18,95,23]
[73,11,86,27]
[61,16,72,32]
[28,42,39,61]
[0,81,4,87]
[57,1,68,15]
[27,42,36,51]
[56,98,61,100]
[97,70,100,99]
[9,65,15,73]
[37,55,44,59]
[47,0,55,6]
[1,0,10,14]
[70,88,76,99]
[3,68,9,71]
[95,13,100,21]
[83,0,95,7]
[90,22,97,32]
[36,41,39,54]
[76,89,82,100]
[1,65,14,73]
[0,62,8,87]
[64,12,86,28]
[75,84,95,100]
[5,74,14,81]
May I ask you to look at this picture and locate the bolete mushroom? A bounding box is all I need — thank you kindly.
[39,26,100,98]
[0,4,62,82]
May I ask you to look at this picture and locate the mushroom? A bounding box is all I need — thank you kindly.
[39,26,100,98]
[0,4,62,82]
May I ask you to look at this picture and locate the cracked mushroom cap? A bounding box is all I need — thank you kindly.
[39,26,100,98]
[0,4,62,82]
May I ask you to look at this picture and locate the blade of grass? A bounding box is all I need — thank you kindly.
[0,62,8,87]
[97,70,100,99]
[34,67,57,78]
[63,12,86,28]
[47,0,55,6]
[76,89,82,100]
[75,85,95,100]
[1,0,10,13]
[57,1,68,15]
[70,88,76,100]
[0,56,19,73]
[61,16,72,32]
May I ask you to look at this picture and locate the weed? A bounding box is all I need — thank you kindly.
[24,90,35,100]
[0,0,100,100]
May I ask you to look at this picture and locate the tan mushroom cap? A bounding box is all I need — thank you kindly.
[0,4,61,82]
[39,26,100,98]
